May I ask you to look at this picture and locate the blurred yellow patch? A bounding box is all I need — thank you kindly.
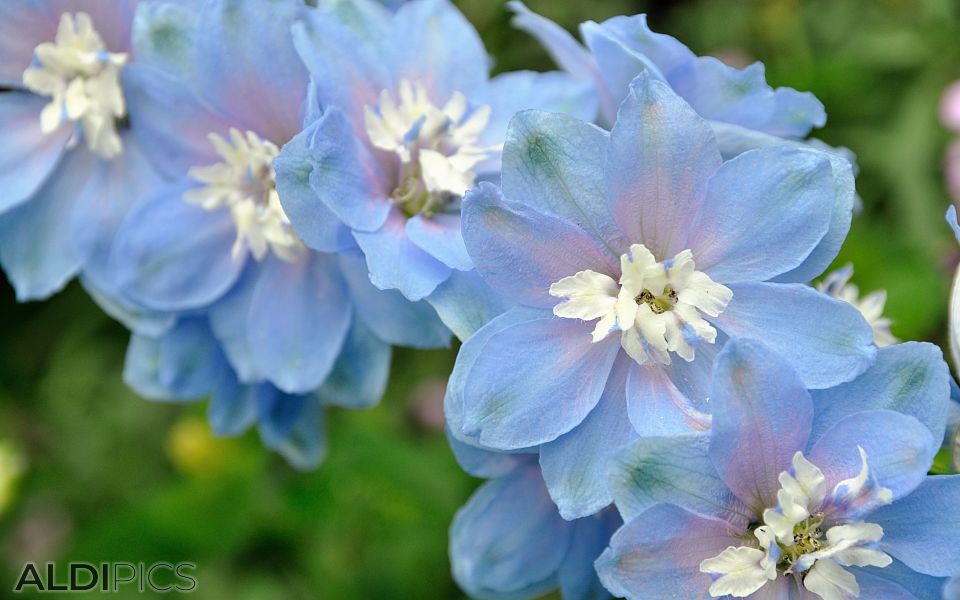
[0,440,26,516]
[165,417,239,478]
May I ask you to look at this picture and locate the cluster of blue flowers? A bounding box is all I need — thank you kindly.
[2,1,958,598]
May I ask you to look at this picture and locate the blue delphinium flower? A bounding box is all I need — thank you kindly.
[102,0,450,401]
[596,338,957,599]
[448,437,620,600]
[272,0,597,337]
[446,74,875,520]
[0,0,164,300]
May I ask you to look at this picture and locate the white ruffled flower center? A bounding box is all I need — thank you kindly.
[549,244,732,365]
[185,129,304,263]
[700,449,894,600]
[817,265,897,347]
[364,79,498,217]
[22,12,128,159]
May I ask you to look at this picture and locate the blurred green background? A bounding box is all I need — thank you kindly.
[2,0,960,597]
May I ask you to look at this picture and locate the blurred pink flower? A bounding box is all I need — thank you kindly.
[941,81,960,131]
[941,81,960,201]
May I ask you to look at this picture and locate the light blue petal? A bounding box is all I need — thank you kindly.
[155,318,226,399]
[254,387,299,446]
[606,74,722,259]
[476,70,598,171]
[772,149,856,284]
[540,356,637,519]
[461,314,620,450]
[273,402,328,470]
[507,2,598,83]
[714,282,876,389]
[508,2,615,124]
[608,433,753,528]
[273,124,354,253]
[446,431,530,479]
[318,0,392,40]
[450,464,570,600]
[445,306,547,445]
[590,14,825,137]
[386,0,489,99]
[948,205,960,244]
[316,318,391,410]
[257,392,328,470]
[247,254,352,394]
[208,376,262,437]
[110,183,245,312]
[339,251,451,348]
[851,571,928,600]
[687,146,834,284]
[81,277,175,338]
[131,1,200,84]
[663,330,726,410]
[625,363,711,437]
[426,269,512,342]
[709,338,813,512]
[764,87,828,138]
[501,110,626,256]
[405,213,472,271]
[207,262,262,383]
[123,333,174,401]
[595,504,742,600]
[0,1,58,87]
[71,133,164,293]
[353,208,452,301]
[295,107,391,233]
[810,342,951,447]
[580,20,677,125]
[123,65,236,180]
[850,559,950,600]
[945,578,960,600]
[0,144,96,300]
[0,93,68,213]
[700,125,856,285]
[559,512,621,600]
[122,318,223,402]
[673,59,777,130]
[462,182,618,309]
[194,0,308,141]
[871,475,960,578]
[292,8,388,134]
[589,14,692,87]
[808,410,936,507]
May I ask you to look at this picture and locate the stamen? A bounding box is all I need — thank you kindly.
[364,80,498,217]
[185,129,304,263]
[22,12,128,158]
[549,244,732,365]
[817,265,898,347]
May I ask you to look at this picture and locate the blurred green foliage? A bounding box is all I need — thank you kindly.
[1,0,959,598]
